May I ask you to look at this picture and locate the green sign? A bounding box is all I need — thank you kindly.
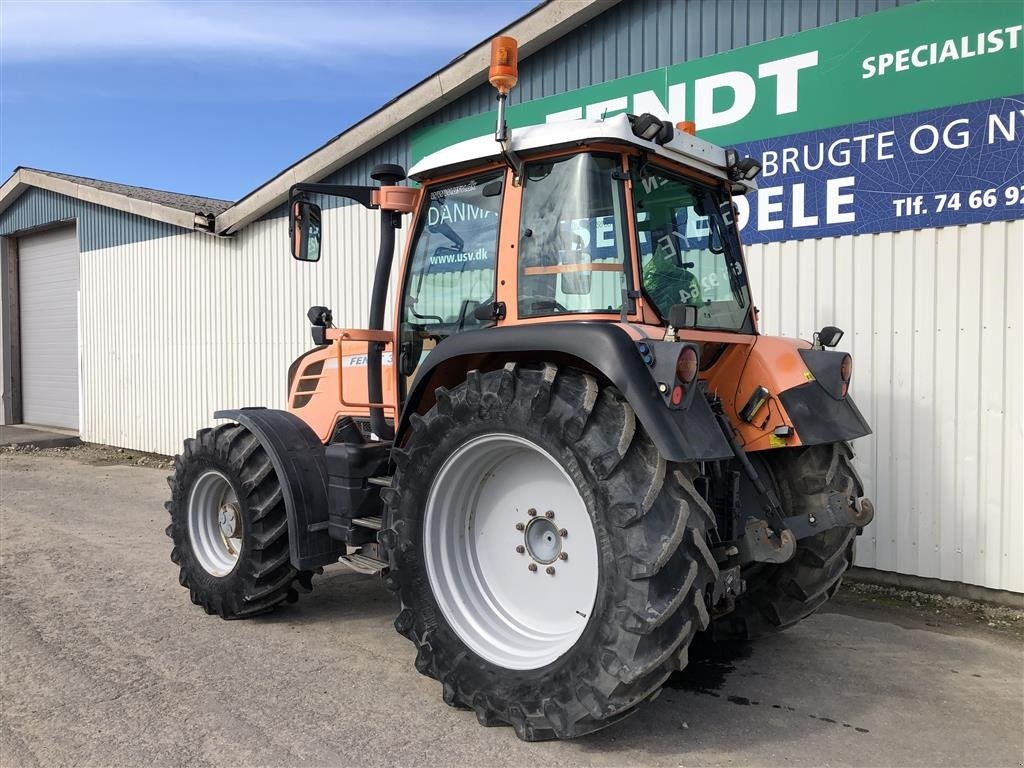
[411,0,1024,162]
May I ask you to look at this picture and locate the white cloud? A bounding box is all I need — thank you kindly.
[0,0,530,65]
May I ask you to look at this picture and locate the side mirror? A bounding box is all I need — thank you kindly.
[290,200,322,262]
[668,303,698,329]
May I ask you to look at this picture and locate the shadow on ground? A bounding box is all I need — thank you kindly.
[259,567,880,756]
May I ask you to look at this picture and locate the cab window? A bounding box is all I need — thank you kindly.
[398,171,503,380]
[633,169,751,331]
[518,153,629,318]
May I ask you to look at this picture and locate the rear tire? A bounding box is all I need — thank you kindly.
[165,423,314,618]
[712,442,862,641]
[382,364,719,740]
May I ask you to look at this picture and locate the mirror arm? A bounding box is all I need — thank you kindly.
[290,182,377,209]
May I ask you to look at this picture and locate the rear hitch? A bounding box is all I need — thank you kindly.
[783,493,875,541]
[730,495,873,566]
[737,518,797,564]
[710,563,745,616]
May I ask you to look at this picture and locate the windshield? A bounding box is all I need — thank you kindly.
[632,168,751,331]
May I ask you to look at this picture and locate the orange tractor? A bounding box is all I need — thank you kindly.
[166,38,873,740]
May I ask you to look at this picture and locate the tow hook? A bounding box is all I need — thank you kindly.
[853,497,875,530]
[737,518,797,564]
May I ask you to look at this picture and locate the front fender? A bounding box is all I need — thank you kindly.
[213,407,343,570]
[398,322,733,462]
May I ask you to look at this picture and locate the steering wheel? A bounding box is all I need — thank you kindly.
[408,306,445,325]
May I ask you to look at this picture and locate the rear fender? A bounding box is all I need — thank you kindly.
[397,323,734,462]
[214,407,343,571]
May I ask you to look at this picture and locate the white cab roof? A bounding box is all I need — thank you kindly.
[407,113,756,192]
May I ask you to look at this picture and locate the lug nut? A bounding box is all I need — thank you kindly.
[528,508,537,517]
[559,528,568,537]
[515,522,525,531]
[515,545,525,554]
[558,552,568,561]
[544,510,555,519]
[528,563,538,572]
[546,566,555,575]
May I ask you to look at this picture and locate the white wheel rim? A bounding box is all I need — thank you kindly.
[423,433,599,670]
[188,469,243,577]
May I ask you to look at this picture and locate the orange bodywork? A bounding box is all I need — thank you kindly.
[287,332,398,443]
[286,146,833,452]
[698,334,813,451]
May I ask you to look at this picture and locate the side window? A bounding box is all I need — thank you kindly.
[399,172,502,372]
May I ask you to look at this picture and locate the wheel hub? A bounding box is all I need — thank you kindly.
[524,516,562,564]
[218,504,241,538]
[216,501,239,536]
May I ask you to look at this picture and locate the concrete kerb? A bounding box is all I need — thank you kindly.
[0,424,81,449]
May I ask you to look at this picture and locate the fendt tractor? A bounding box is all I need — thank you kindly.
[166,38,874,740]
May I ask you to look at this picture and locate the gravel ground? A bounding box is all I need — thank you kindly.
[1,448,1022,768]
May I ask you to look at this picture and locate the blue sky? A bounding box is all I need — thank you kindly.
[1,0,535,201]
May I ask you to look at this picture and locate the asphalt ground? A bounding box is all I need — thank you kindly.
[2,448,1022,768]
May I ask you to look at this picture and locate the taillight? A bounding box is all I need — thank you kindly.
[676,346,698,384]
[670,385,684,406]
[840,354,852,397]
[667,346,699,409]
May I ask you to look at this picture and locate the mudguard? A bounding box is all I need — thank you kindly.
[778,383,872,445]
[214,407,343,570]
[398,322,733,462]
[779,347,872,445]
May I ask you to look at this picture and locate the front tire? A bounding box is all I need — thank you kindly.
[382,364,719,740]
[165,423,314,618]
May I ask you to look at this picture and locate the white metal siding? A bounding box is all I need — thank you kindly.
[78,205,399,455]
[745,220,1023,593]
[19,226,80,429]
[78,212,1022,592]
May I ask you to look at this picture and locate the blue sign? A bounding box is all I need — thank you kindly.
[734,96,1024,245]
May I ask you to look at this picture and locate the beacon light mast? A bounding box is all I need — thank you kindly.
[490,35,524,182]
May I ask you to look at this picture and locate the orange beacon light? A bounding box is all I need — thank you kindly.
[489,36,519,95]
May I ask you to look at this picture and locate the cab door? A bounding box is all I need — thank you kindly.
[396,169,506,394]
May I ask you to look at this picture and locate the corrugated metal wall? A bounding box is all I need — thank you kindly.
[78,204,399,454]
[746,220,1023,593]
[77,206,1022,593]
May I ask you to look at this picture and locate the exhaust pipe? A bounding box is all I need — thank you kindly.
[366,163,406,441]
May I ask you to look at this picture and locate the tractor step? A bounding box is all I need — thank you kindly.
[367,476,392,487]
[339,552,388,575]
[351,515,382,530]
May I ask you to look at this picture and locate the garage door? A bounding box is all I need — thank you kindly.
[19,226,80,429]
